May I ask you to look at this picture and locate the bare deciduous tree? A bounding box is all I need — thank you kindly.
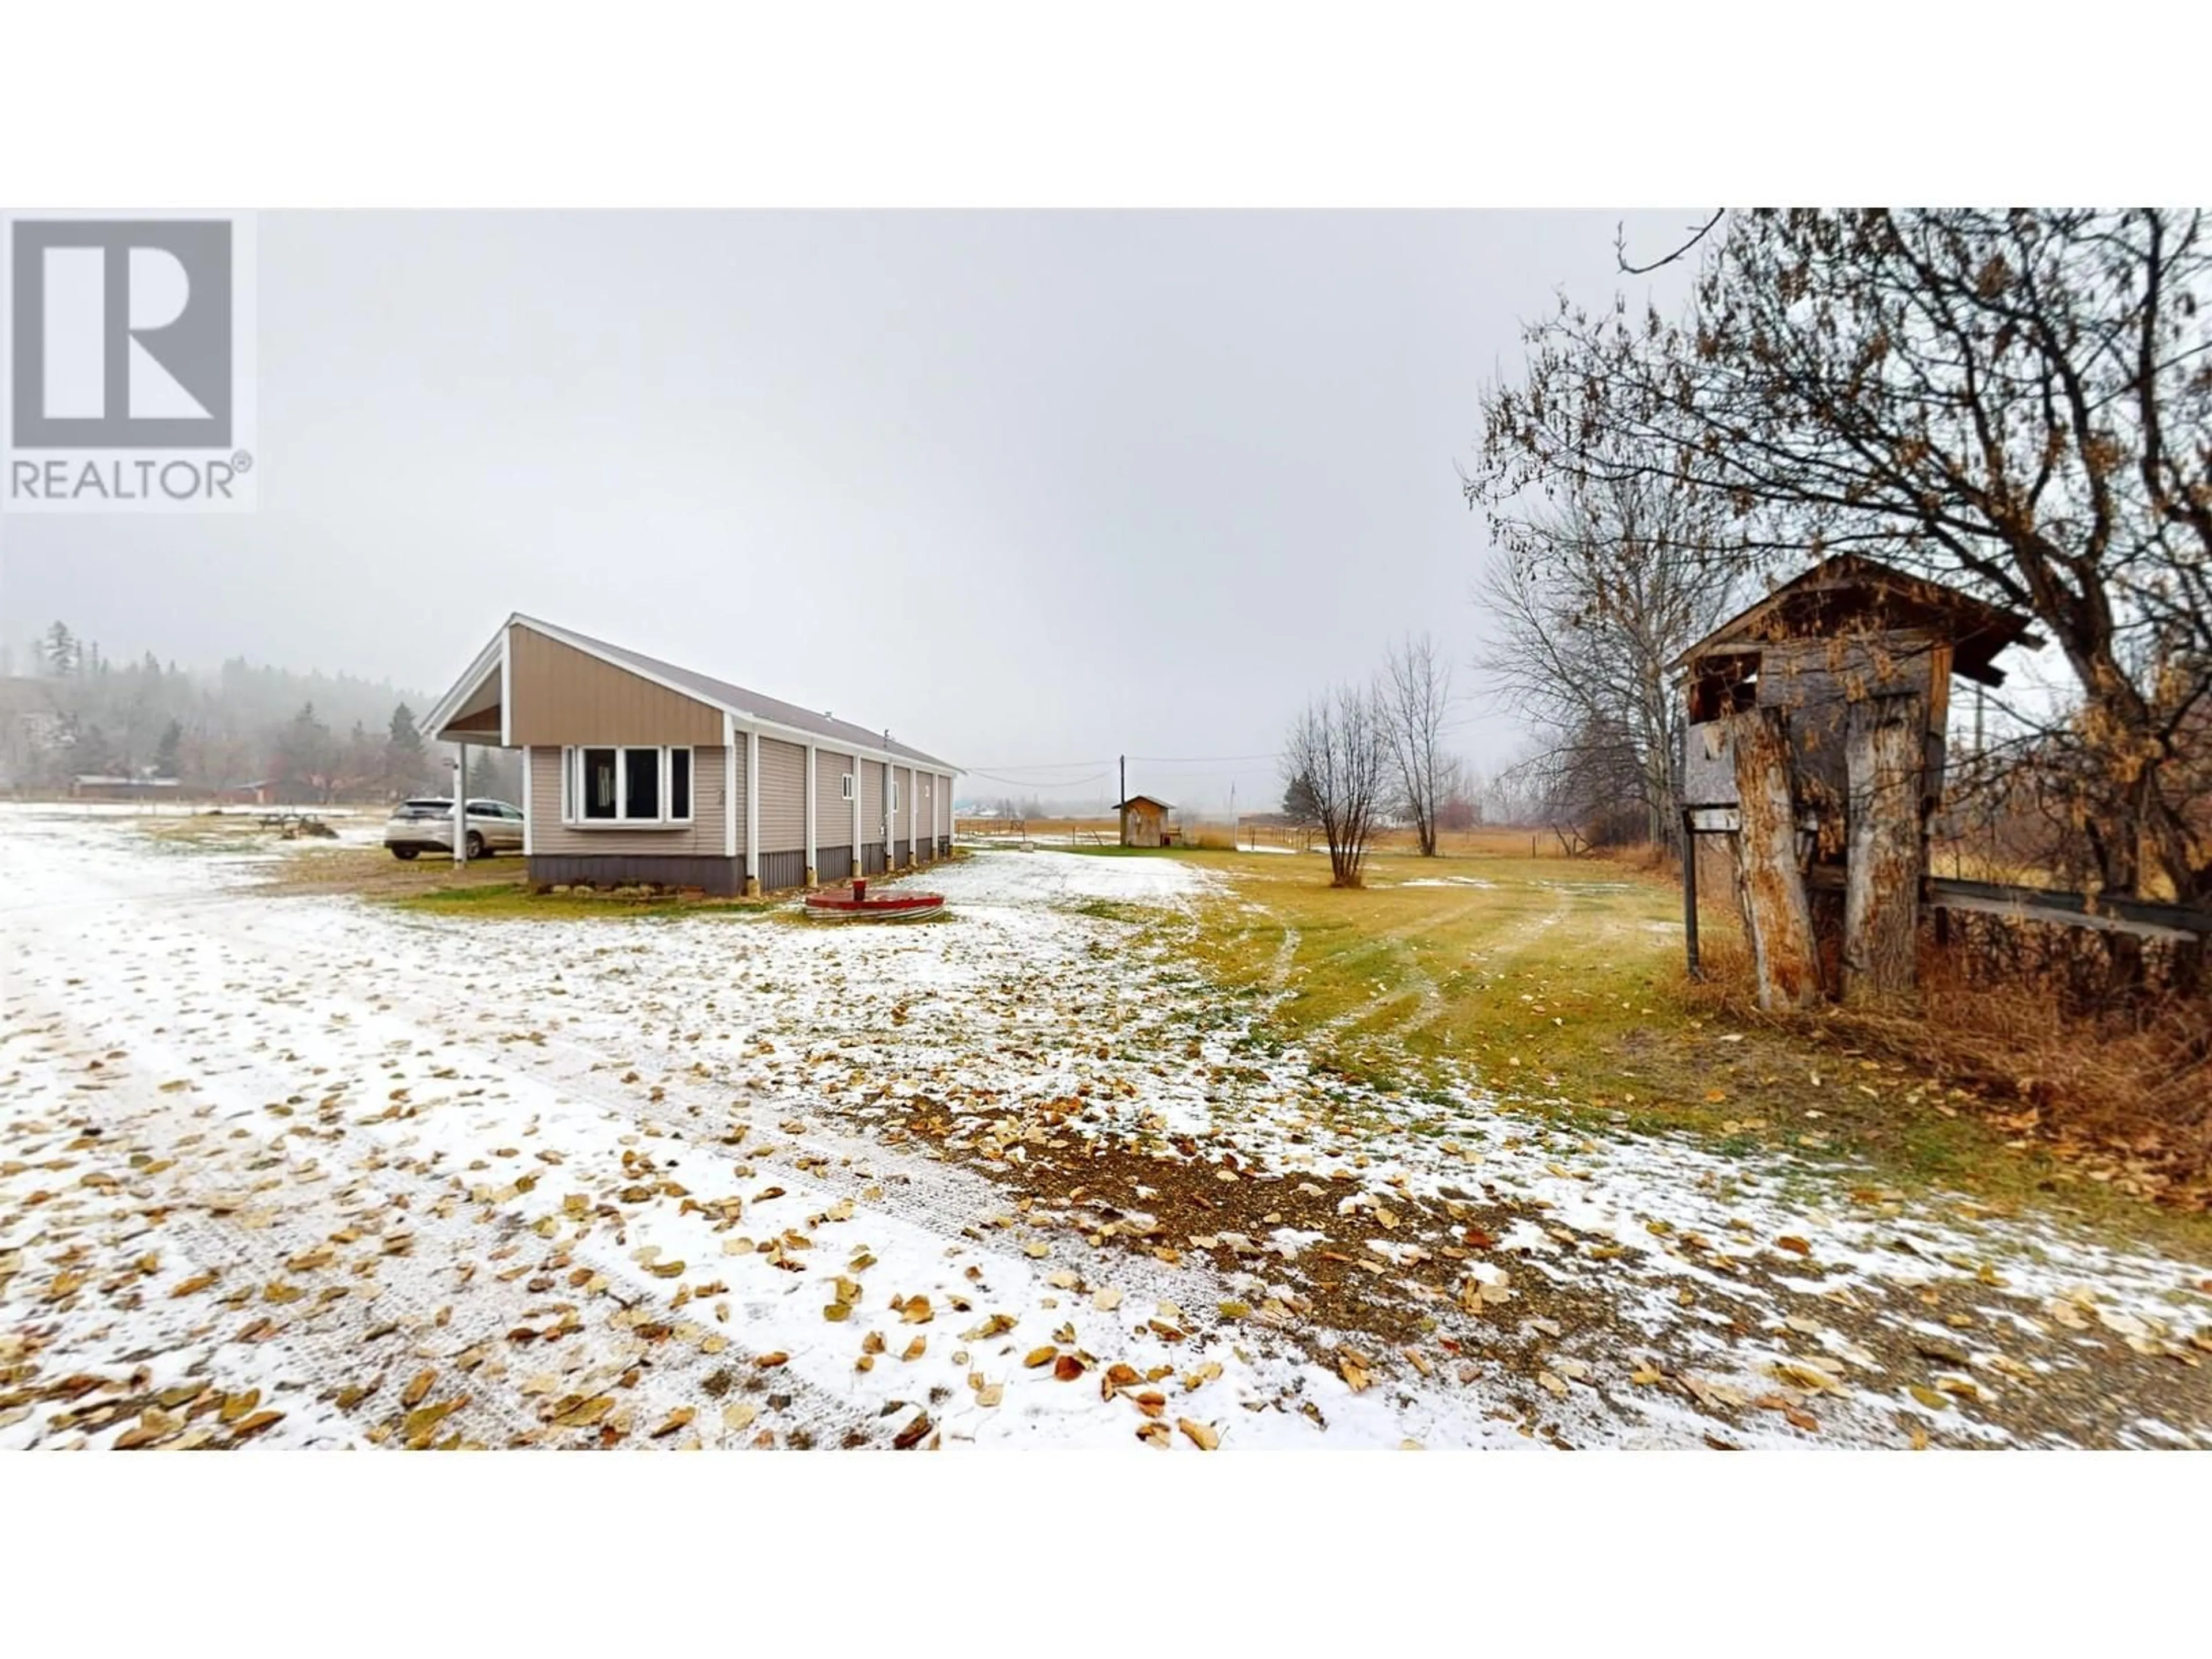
[1474,472,1733,854]
[1282,683,1392,887]
[1468,209,2212,926]
[1378,632,1463,856]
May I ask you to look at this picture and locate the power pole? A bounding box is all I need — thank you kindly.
[1119,754,1125,805]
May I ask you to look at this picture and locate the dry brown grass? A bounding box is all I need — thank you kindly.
[1687,927,2212,1199]
[961,815,1582,861]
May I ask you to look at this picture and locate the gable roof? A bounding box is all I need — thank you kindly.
[425,615,956,771]
[1668,553,2044,687]
[1113,795,1175,812]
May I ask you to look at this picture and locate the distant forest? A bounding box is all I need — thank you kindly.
[1,620,519,803]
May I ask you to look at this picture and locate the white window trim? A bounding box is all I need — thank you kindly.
[562,745,695,828]
[839,771,855,802]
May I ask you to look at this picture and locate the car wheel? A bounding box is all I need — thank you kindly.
[465,831,486,860]
[392,846,419,861]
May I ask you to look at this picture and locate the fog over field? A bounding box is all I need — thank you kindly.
[0,211,1701,809]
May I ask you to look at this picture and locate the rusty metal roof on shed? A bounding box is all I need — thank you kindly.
[1669,554,2044,686]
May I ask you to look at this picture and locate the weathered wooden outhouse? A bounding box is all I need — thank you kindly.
[1114,794,1175,849]
[1672,555,2040,1007]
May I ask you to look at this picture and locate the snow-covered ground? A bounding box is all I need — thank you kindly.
[2,810,2206,1449]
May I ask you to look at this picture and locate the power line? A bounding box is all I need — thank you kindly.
[959,759,1112,775]
[1123,751,1282,764]
[964,756,1283,777]
[965,767,1110,789]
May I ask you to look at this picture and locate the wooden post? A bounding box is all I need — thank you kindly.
[1730,707,1820,1010]
[453,744,467,865]
[1843,691,1926,1003]
[1681,809,1700,979]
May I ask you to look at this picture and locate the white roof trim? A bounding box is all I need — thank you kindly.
[422,629,507,740]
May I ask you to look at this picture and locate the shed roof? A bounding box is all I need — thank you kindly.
[1670,554,2044,687]
[1113,795,1175,812]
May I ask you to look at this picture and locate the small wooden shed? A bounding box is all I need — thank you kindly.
[1672,555,2041,1007]
[1114,794,1175,849]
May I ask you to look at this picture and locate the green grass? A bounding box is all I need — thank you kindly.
[1135,841,2212,1254]
[1067,897,1156,924]
[387,877,777,922]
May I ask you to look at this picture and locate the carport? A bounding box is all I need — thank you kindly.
[420,626,510,864]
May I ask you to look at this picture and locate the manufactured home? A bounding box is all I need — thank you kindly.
[421,616,957,895]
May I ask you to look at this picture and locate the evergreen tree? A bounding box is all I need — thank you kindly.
[74,722,118,775]
[153,719,183,780]
[340,720,382,794]
[276,702,334,801]
[43,622,77,677]
[386,702,427,794]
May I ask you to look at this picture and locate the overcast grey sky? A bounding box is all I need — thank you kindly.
[0,212,1699,810]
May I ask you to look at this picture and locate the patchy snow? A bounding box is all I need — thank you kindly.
[2,810,2206,1451]
[922,846,1217,909]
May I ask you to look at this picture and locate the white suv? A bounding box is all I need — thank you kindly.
[385,797,525,861]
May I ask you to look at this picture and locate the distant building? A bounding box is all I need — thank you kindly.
[1113,794,1175,848]
[71,773,181,801]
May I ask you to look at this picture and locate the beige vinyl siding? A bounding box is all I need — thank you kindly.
[757,737,806,853]
[442,671,503,740]
[528,743,729,857]
[861,757,885,842]
[816,748,857,825]
[508,623,724,747]
[935,772,951,838]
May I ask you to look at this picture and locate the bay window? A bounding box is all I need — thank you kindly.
[563,745,692,825]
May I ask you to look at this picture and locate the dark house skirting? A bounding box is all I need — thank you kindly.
[936,836,952,858]
[862,843,888,875]
[531,854,742,895]
[893,839,911,866]
[757,849,807,892]
[816,844,854,882]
